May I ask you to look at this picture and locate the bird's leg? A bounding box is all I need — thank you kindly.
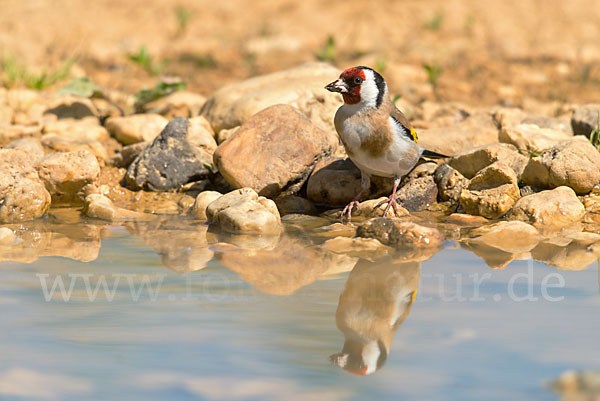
[341,173,370,222]
[375,177,402,217]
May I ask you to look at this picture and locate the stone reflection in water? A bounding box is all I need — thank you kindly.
[124,217,213,273]
[330,257,420,376]
[214,233,357,295]
[0,208,102,263]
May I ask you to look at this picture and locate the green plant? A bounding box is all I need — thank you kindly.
[179,53,217,69]
[316,35,336,62]
[127,45,170,76]
[174,6,193,36]
[424,13,443,31]
[58,77,124,115]
[133,80,187,112]
[392,94,402,105]
[1,52,75,89]
[423,61,442,89]
[589,112,600,150]
[375,58,387,74]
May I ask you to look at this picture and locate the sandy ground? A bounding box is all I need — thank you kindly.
[2,0,600,105]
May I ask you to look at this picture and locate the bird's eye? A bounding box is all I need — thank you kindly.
[353,77,363,85]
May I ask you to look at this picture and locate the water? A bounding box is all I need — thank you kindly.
[0,209,599,401]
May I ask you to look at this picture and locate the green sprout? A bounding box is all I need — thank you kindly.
[424,13,444,31]
[316,35,336,62]
[423,61,442,89]
[127,45,170,76]
[58,77,124,115]
[133,80,187,113]
[589,112,600,150]
[174,6,193,37]
[1,52,75,90]
[392,94,402,105]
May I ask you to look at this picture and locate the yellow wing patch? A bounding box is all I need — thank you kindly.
[410,127,418,143]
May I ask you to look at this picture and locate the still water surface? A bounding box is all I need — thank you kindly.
[0,210,599,401]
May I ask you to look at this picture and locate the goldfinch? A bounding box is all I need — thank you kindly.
[325,66,447,220]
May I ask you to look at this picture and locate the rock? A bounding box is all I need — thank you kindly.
[187,117,217,153]
[40,133,113,162]
[105,114,168,145]
[499,123,572,153]
[0,149,51,223]
[571,104,600,137]
[0,227,15,244]
[351,197,409,218]
[216,126,239,144]
[532,235,600,271]
[493,107,528,130]
[0,124,42,145]
[459,161,520,219]
[43,96,97,120]
[191,191,222,219]
[321,236,393,258]
[83,194,147,221]
[312,223,357,238]
[125,117,213,191]
[109,141,149,168]
[395,176,438,211]
[214,104,338,198]
[465,221,539,254]
[356,218,443,249]
[446,213,489,226]
[5,137,45,163]
[406,161,439,180]
[434,163,468,202]
[36,150,100,205]
[43,118,109,142]
[200,62,342,136]
[449,143,528,179]
[142,91,207,117]
[508,186,584,228]
[521,115,572,134]
[307,157,362,206]
[418,112,499,156]
[520,137,600,194]
[206,188,281,234]
[551,370,600,397]
[274,195,318,216]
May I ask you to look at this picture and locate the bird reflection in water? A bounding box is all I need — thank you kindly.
[330,258,420,375]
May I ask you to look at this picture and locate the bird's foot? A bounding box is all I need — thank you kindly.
[374,195,400,218]
[341,200,360,222]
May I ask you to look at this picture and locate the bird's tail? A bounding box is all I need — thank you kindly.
[421,149,449,159]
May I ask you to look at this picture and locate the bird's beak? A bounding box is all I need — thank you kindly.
[325,79,348,93]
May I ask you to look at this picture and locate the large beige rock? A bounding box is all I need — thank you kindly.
[459,161,521,219]
[206,188,281,234]
[520,137,600,194]
[43,118,109,142]
[449,143,528,179]
[418,112,499,156]
[200,62,342,135]
[356,218,443,249]
[0,227,16,244]
[36,150,100,205]
[0,149,51,223]
[186,117,217,153]
[499,123,572,153]
[508,186,584,228]
[5,137,45,164]
[105,114,169,145]
[214,104,338,198]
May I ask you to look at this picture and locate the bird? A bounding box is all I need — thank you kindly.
[325,66,448,220]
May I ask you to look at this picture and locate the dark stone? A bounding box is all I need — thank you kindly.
[125,117,212,191]
[571,104,600,137]
[395,175,438,211]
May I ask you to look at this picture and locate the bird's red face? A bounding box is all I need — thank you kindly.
[325,67,366,105]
